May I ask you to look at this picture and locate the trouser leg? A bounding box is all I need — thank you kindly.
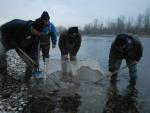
[110,59,122,85]
[0,55,8,84]
[41,44,50,62]
[126,60,137,86]
[24,45,38,79]
[70,48,77,61]
[70,54,76,61]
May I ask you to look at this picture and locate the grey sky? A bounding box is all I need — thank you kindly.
[0,0,150,28]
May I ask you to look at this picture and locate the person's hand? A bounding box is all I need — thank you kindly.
[106,71,113,79]
[62,55,68,60]
[52,44,56,48]
[132,60,138,65]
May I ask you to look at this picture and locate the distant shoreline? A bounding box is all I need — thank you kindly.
[82,34,150,38]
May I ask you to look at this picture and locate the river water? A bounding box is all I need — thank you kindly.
[0,36,150,113]
[50,36,150,113]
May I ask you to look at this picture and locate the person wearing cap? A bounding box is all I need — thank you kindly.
[58,27,81,61]
[107,34,143,86]
[0,18,48,80]
[29,11,57,78]
[39,11,57,63]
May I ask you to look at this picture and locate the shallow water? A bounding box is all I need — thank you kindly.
[50,36,150,113]
[1,36,150,113]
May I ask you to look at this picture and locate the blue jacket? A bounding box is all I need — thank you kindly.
[43,21,57,46]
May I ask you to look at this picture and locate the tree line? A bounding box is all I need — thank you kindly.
[57,8,150,36]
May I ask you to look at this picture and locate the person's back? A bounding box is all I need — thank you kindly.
[0,18,48,80]
[1,19,33,49]
[110,34,143,61]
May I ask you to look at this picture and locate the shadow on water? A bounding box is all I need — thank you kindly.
[103,84,139,113]
[59,94,81,113]
[27,92,81,113]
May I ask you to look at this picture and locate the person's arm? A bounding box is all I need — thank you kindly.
[106,42,116,77]
[135,38,143,62]
[108,42,116,72]
[58,32,68,55]
[50,23,57,48]
[72,34,81,55]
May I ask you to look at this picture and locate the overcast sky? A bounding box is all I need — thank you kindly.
[0,0,150,28]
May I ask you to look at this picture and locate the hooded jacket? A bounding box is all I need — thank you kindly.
[109,34,143,71]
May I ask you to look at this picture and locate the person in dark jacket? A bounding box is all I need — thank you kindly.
[0,18,48,79]
[58,27,81,61]
[107,34,143,86]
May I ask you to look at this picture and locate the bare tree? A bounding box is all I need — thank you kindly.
[82,8,150,36]
[143,8,150,34]
[116,16,125,33]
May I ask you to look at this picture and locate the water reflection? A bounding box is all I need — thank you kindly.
[28,92,81,113]
[28,95,56,113]
[59,93,81,113]
[103,84,139,113]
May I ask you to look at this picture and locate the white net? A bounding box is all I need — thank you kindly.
[35,58,105,91]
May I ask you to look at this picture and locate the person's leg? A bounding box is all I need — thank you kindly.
[70,54,76,61]
[0,31,7,55]
[40,43,50,73]
[41,44,50,62]
[24,43,39,80]
[0,54,8,79]
[126,60,137,86]
[110,59,122,85]
[59,48,68,60]
[0,54,8,88]
[0,32,8,82]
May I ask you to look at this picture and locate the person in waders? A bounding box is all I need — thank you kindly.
[39,11,57,69]
[107,34,143,87]
[58,26,81,61]
[58,27,81,76]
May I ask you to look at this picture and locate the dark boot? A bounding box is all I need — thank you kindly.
[25,66,32,81]
[129,79,136,87]
[0,55,7,72]
[110,74,117,86]
[0,55,8,86]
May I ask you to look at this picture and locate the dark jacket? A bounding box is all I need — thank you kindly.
[58,30,81,55]
[109,34,143,71]
[0,19,44,49]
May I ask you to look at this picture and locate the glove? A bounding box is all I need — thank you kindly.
[52,44,56,48]
[32,70,44,79]
[132,60,138,65]
[106,71,112,79]
[62,55,68,60]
